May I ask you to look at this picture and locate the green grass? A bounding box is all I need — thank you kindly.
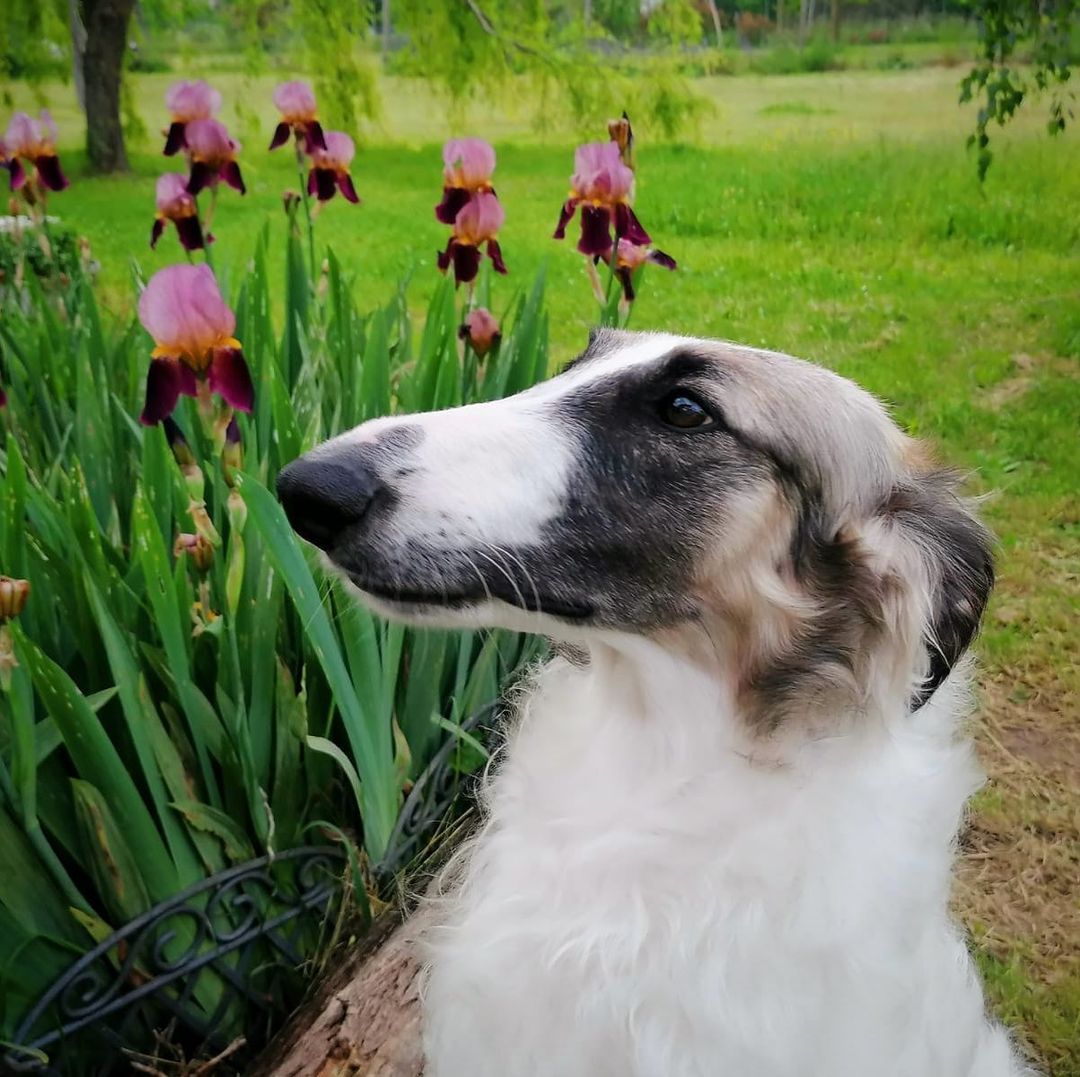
[4,65,1079,1070]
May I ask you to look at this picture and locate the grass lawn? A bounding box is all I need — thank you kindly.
[6,65,1080,1071]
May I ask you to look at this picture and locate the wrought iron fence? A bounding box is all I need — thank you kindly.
[1,704,503,1076]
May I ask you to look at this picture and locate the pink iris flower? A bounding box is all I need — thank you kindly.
[307,132,359,203]
[269,81,327,153]
[554,141,650,257]
[435,138,496,224]
[437,191,508,286]
[163,80,222,156]
[4,111,68,192]
[602,238,677,302]
[184,119,245,196]
[137,265,254,425]
[150,174,205,252]
[459,307,501,357]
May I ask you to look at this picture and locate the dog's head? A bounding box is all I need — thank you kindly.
[278,330,992,722]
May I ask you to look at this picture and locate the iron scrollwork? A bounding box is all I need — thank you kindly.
[1,705,506,1076]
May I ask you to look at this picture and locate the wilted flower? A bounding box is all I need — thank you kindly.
[307,131,359,203]
[4,111,68,192]
[459,307,501,357]
[174,532,214,573]
[138,264,254,425]
[163,80,222,156]
[605,238,676,302]
[0,577,30,621]
[554,141,649,257]
[435,138,496,225]
[150,173,205,252]
[184,119,245,196]
[438,192,507,286]
[0,139,25,191]
[607,112,634,170]
[269,81,327,153]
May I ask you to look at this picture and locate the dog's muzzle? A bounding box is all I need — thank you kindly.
[276,449,379,552]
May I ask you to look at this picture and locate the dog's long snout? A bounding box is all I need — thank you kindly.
[276,451,380,551]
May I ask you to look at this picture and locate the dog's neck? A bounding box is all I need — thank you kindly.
[512,630,979,894]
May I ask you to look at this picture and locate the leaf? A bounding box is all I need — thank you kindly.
[238,475,397,859]
[12,625,179,904]
[170,800,255,864]
[71,779,152,924]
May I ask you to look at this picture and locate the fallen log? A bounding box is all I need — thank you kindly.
[251,909,428,1077]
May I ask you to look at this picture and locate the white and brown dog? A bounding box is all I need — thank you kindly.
[278,330,1031,1077]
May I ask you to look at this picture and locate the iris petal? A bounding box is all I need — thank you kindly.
[139,358,184,426]
[553,198,578,240]
[435,187,470,225]
[208,348,255,412]
[175,215,206,252]
[150,219,164,249]
[312,167,336,201]
[451,244,482,285]
[222,161,246,195]
[577,205,613,257]
[186,161,213,196]
[617,267,636,302]
[437,240,454,273]
[305,120,327,153]
[614,203,651,246]
[35,155,68,192]
[647,249,677,271]
[6,158,25,191]
[163,121,186,157]
[486,239,508,275]
[336,171,360,204]
[269,121,291,151]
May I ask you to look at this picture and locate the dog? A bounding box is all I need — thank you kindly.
[277,330,1032,1077]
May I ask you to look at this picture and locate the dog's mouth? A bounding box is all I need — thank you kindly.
[348,574,595,623]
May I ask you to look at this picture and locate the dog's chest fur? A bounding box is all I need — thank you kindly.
[421,652,1027,1077]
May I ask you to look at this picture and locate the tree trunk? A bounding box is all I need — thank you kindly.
[252,911,427,1077]
[81,0,136,173]
[381,0,391,55]
[777,0,785,33]
[830,0,841,41]
[68,0,87,111]
[705,0,723,46]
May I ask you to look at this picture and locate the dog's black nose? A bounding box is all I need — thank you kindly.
[276,452,379,551]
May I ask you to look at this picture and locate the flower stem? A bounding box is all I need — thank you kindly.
[294,138,317,279]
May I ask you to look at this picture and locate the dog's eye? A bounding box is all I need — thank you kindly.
[657,391,715,430]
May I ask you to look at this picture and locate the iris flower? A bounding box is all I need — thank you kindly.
[0,139,25,191]
[138,264,254,425]
[604,239,677,302]
[438,192,507,286]
[435,138,496,225]
[184,119,245,196]
[163,80,222,156]
[150,174,205,251]
[3,111,68,192]
[554,141,649,257]
[269,81,327,153]
[307,132,359,203]
[459,307,501,357]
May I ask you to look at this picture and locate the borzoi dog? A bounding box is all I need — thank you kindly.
[277,330,1031,1077]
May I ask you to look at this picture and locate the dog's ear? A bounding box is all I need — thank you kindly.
[887,472,994,710]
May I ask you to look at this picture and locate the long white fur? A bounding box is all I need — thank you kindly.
[322,333,1032,1076]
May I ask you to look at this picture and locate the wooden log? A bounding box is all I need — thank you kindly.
[252,910,428,1077]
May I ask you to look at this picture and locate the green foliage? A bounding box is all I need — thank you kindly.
[0,211,549,1055]
[961,0,1077,178]
[290,0,381,133]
